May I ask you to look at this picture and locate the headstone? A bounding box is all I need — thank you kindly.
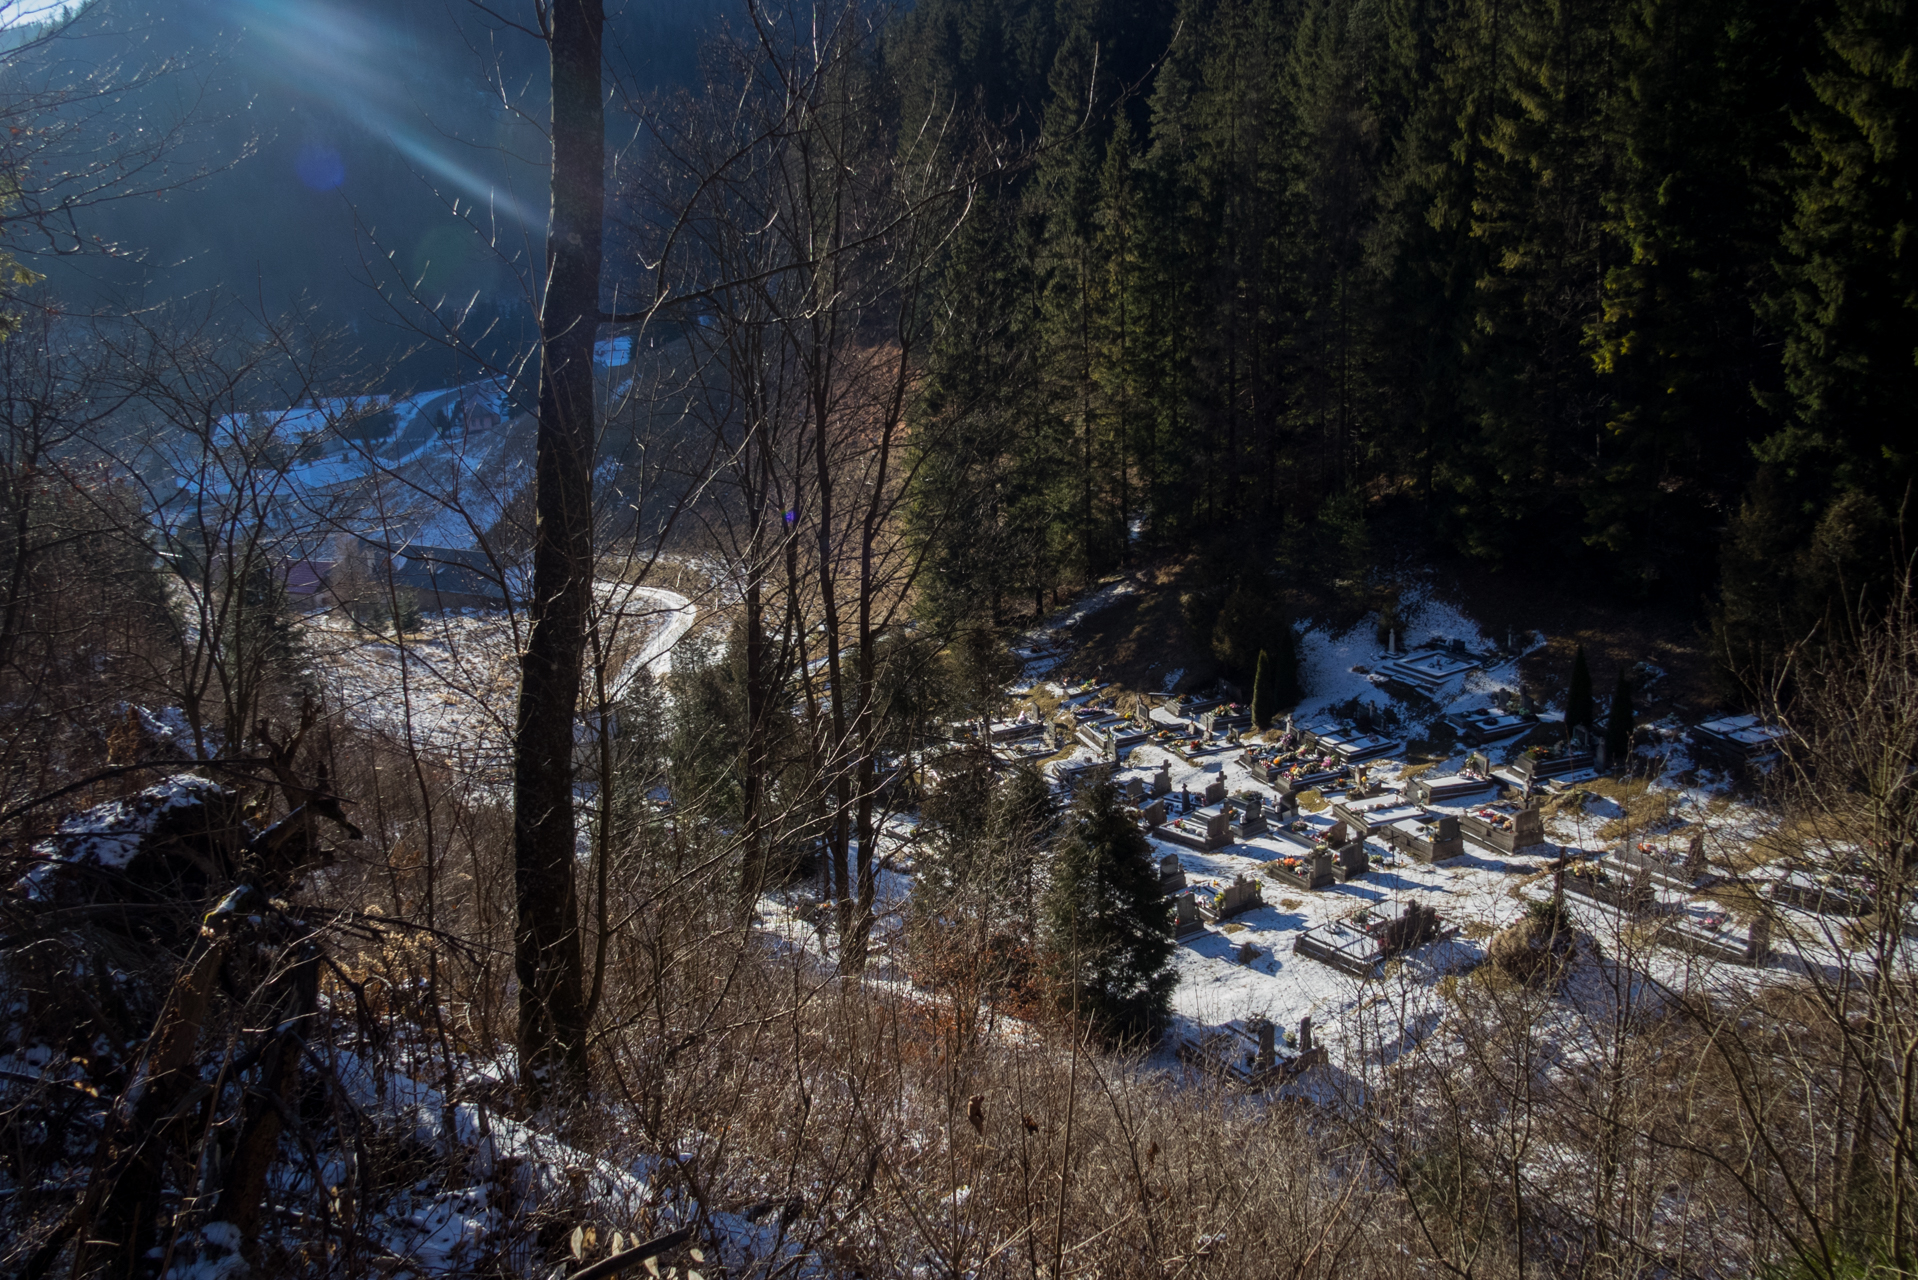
[1175,892,1205,937]
[1236,940,1261,965]
[1337,836,1369,880]
[1572,724,1592,752]
[1123,776,1145,805]
[1298,1014,1313,1055]
[1203,777,1226,804]
[1214,874,1264,918]
[1326,819,1349,846]
[1746,912,1772,961]
[1152,763,1172,796]
[1141,797,1166,827]
[1247,1015,1275,1069]
[1243,793,1264,823]
[1685,829,1707,877]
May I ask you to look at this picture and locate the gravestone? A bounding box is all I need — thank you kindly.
[1685,829,1707,878]
[1203,776,1227,804]
[1123,776,1145,805]
[1141,797,1166,827]
[1158,852,1186,894]
[1336,836,1369,881]
[1298,1014,1313,1054]
[1175,891,1206,938]
[1747,912,1772,962]
[1151,762,1172,796]
[1326,819,1349,846]
[1246,1015,1275,1070]
[1212,874,1265,919]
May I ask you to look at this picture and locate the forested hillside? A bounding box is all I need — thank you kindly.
[894,0,1915,674]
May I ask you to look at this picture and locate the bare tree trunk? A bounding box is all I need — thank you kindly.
[512,0,603,1100]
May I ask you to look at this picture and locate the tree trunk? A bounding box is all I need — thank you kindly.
[512,0,603,1100]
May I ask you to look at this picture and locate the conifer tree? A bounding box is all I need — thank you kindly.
[1604,667,1635,764]
[1042,778,1175,1042]
[1251,648,1273,729]
[1566,643,1594,737]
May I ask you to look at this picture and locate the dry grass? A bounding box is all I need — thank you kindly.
[1581,776,1682,842]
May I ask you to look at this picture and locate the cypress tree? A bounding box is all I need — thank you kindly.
[1566,644,1594,737]
[1250,648,1272,729]
[1604,668,1635,764]
[1042,779,1176,1043]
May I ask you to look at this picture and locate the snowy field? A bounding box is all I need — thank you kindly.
[305,583,696,778]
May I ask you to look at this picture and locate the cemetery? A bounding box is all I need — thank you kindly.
[955,584,1857,1115]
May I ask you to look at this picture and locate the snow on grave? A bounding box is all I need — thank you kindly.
[1379,814,1465,864]
[1444,706,1539,746]
[1555,858,1658,914]
[1658,909,1772,966]
[1405,756,1498,805]
[1689,713,1788,771]
[1373,643,1482,697]
[1300,720,1404,763]
[1179,1013,1325,1088]
[1609,829,1716,892]
[1260,822,1368,890]
[1767,865,1875,916]
[1490,738,1597,794]
[1293,902,1455,979]
[1456,801,1548,855]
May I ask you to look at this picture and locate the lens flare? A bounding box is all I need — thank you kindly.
[224,0,539,227]
[295,143,345,190]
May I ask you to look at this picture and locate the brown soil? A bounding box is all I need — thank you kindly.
[1043,559,1216,696]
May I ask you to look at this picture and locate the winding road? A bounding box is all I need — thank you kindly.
[596,581,699,702]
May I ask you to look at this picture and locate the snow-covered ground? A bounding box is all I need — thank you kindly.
[306,583,696,777]
[966,582,1812,1085]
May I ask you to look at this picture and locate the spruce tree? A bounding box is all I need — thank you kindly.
[1042,779,1175,1042]
[1250,648,1273,729]
[1604,668,1635,765]
[1566,644,1594,737]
